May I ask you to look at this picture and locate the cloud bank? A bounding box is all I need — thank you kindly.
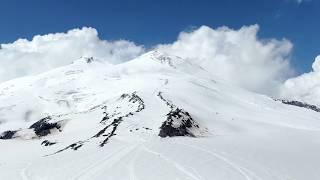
[280,55,320,105]
[0,27,144,82]
[0,25,297,97]
[157,25,294,95]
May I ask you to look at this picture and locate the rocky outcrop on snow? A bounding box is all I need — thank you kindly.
[94,92,145,147]
[276,99,320,113]
[0,130,17,139]
[159,107,197,137]
[157,92,202,137]
[50,92,146,155]
[41,140,57,146]
[0,116,64,139]
[30,116,62,137]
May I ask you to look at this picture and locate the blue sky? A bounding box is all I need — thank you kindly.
[0,0,319,73]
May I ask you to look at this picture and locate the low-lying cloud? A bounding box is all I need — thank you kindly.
[0,27,144,82]
[280,55,320,105]
[157,25,294,95]
[0,25,297,97]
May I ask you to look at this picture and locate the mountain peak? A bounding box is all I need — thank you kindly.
[72,56,101,65]
[141,50,184,68]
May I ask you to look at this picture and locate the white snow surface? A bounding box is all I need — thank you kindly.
[1,51,320,180]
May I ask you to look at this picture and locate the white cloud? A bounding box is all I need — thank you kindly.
[0,27,144,82]
[280,55,320,105]
[157,25,294,95]
[0,25,296,97]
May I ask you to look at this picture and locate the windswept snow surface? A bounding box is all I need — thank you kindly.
[1,51,320,180]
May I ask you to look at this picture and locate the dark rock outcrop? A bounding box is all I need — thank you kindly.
[50,141,85,155]
[29,116,62,137]
[50,92,146,155]
[41,140,57,146]
[276,99,320,113]
[0,116,63,140]
[0,130,17,139]
[85,57,94,63]
[157,92,200,138]
[159,108,196,137]
[95,92,145,147]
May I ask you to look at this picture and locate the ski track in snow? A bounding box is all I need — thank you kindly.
[73,144,139,180]
[20,163,31,180]
[141,144,203,180]
[175,142,261,180]
[128,144,139,180]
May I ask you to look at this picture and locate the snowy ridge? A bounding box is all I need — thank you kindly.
[1,50,320,179]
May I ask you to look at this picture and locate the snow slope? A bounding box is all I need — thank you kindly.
[1,51,320,180]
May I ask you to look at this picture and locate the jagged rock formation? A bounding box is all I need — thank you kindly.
[94,92,145,147]
[157,92,200,137]
[30,116,62,137]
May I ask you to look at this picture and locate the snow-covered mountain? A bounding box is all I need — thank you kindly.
[1,50,320,180]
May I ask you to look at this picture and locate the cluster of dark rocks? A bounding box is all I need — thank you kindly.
[51,92,146,155]
[30,116,62,137]
[95,92,145,147]
[0,130,17,139]
[157,92,199,138]
[159,108,197,137]
[0,116,62,140]
[276,99,320,113]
